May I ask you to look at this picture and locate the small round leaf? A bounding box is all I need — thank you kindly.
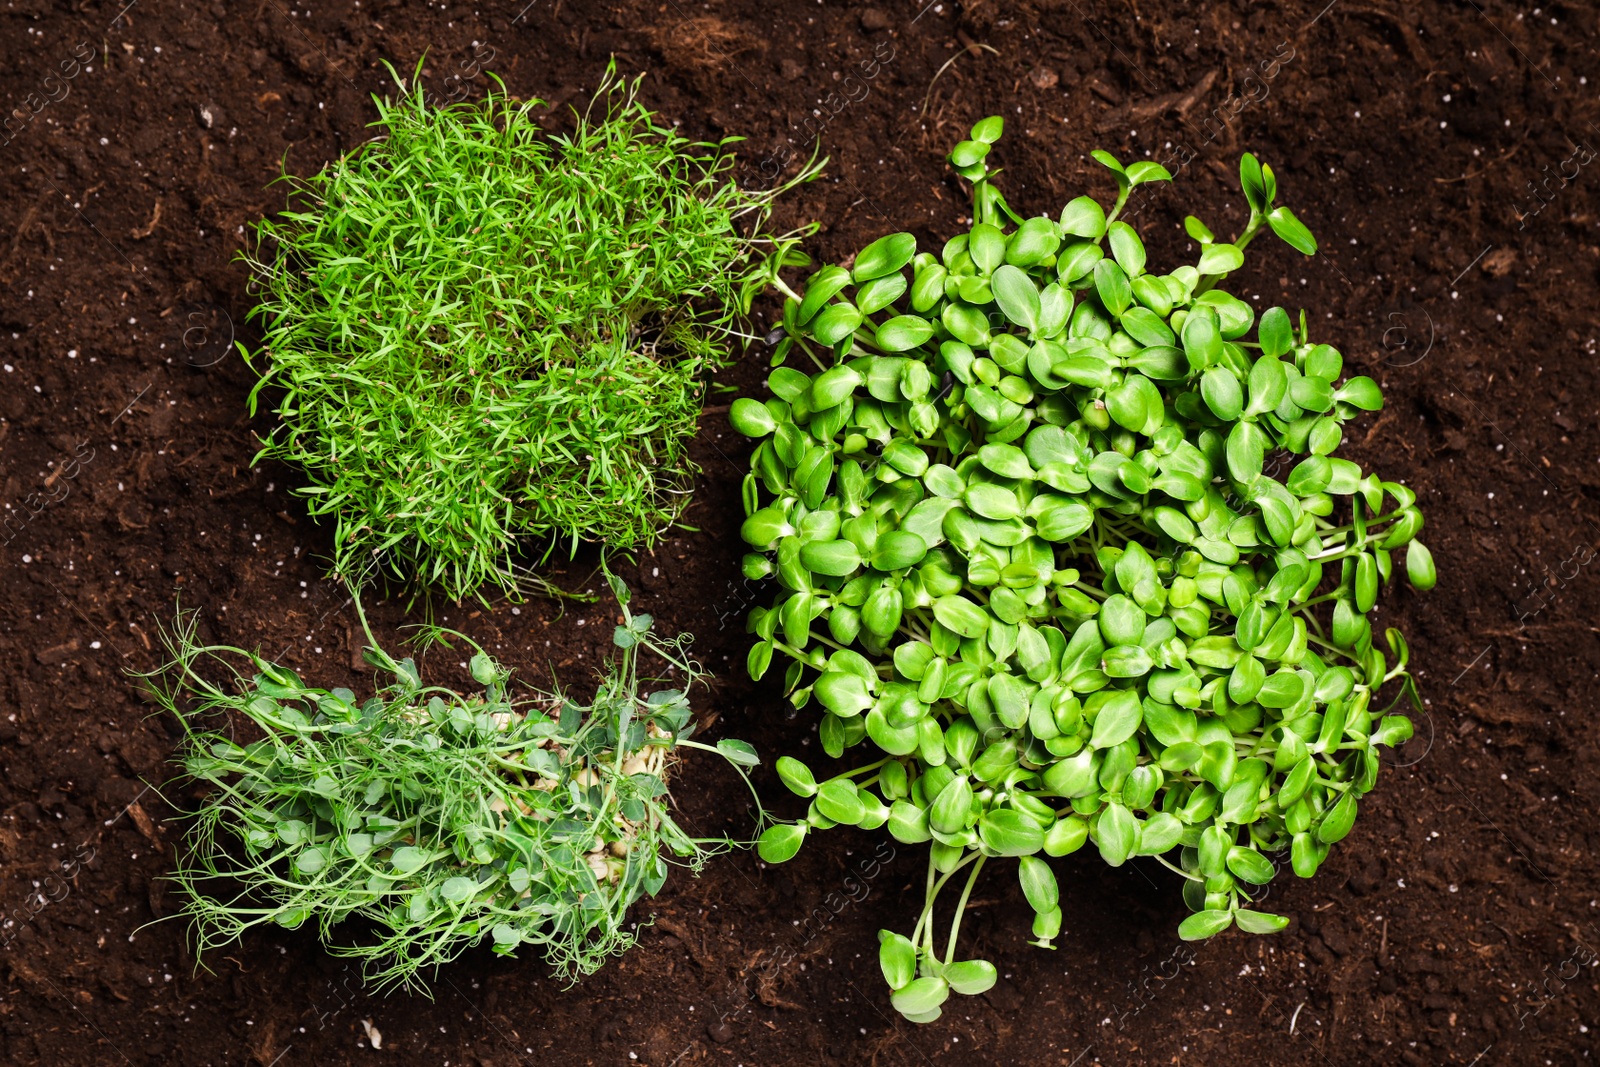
[757,822,807,864]
[729,398,777,437]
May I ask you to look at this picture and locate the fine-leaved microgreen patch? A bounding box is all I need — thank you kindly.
[244,61,818,600]
[735,117,1433,1023]
[146,582,761,992]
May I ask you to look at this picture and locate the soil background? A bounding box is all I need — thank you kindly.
[1,1,1598,1064]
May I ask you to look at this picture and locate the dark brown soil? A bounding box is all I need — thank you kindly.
[1,1,1598,1064]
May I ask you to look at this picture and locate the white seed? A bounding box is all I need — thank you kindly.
[586,852,610,880]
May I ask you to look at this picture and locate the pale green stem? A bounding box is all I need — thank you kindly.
[943,853,988,966]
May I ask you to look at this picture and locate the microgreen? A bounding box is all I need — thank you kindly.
[145,581,760,992]
[243,60,819,601]
[735,118,1431,1022]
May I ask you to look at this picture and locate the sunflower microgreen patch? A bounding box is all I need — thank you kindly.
[244,61,818,600]
[735,118,1432,1022]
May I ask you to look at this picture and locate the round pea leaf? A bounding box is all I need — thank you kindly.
[440,876,477,903]
[715,738,760,768]
[757,822,808,863]
[293,847,328,876]
[391,846,428,874]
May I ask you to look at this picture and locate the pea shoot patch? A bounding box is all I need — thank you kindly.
[150,586,759,992]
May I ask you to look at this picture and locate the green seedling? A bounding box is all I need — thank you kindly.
[144,580,761,992]
[244,60,819,601]
[737,117,1431,1022]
